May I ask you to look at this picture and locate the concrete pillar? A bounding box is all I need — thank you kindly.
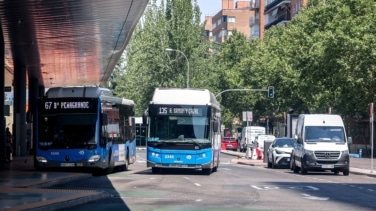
[13,64,27,156]
[0,23,5,162]
[28,78,39,155]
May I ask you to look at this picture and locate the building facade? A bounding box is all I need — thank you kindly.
[204,0,309,40]
[203,0,254,43]
[250,0,308,38]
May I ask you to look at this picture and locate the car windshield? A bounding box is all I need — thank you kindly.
[275,139,295,147]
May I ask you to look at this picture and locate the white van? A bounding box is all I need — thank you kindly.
[239,126,266,152]
[290,114,350,175]
[254,134,275,151]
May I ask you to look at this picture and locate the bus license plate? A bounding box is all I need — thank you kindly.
[170,164,188,168]
[61,163,75,167]
[321,164,334,169]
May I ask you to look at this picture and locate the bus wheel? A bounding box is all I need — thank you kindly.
[106,153,115,174]
[123,152,129,171]
[152,167,160,174]
[202,168,212,175]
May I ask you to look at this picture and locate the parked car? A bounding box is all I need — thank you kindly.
[222,137,238,151]
[267,137,295,168]
[222,128,238,151]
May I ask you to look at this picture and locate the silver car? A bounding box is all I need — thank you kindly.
[267,138,295,169]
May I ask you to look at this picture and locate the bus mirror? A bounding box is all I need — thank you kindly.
[26,110,33,123]
[142,114,147,125]
[101,113,108,125]
[213,120,219,132]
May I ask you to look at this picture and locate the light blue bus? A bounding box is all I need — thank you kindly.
[144,88,221,175]
[34,86,136,175]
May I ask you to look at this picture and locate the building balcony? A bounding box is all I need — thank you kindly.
[264,13,291,29]
[249,16,260,26]
[249,0,260,10]
[265,0,291,13]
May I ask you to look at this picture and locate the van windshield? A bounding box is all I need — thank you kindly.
[305,126,345,143]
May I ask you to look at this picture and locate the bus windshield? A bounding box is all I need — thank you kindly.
[38,114,97,149]
[149,116,210,143]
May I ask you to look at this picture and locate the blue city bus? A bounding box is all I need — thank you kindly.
[144,88,221,174]
[34,86,136,175]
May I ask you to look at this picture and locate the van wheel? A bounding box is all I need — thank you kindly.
[343,169,350,176]
[291,158,299,173]
[300,164,307,175]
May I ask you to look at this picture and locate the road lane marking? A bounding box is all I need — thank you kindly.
[302,194,329,200]
[221,168,231,171]
[251,185,279,190]
[194,183,201,187]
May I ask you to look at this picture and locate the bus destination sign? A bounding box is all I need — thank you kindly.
[157,106,203,116]
[41,98,96,112]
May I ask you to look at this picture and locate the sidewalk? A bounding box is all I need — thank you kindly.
[0,156,107,211]
[221,150,376,177]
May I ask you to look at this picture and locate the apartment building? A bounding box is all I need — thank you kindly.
[203,0,254,43]
[250,0,308,39]
[204,0,308,40]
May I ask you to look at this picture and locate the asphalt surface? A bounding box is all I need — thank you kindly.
[1,150,376,210]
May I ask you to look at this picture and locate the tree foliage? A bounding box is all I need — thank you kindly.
[112,0,214,115]
[110,0,376,128]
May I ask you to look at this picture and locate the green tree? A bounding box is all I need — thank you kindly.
[282,0,376,116]
[112,0,215,116]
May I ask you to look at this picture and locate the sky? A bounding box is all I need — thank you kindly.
[197,0,222,22]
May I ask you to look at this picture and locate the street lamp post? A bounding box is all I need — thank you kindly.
[165,48,190,88]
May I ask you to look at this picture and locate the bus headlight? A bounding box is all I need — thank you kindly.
[36,156,47,163]
[151,152,160,158]
[88,155,101,163]
[199,153,206,158]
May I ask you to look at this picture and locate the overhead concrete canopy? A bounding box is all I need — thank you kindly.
[1,0,149,88]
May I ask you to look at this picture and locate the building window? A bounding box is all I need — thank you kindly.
[203,30,211,37]
[213,22,217,29]
[228,16,236,23]
[222,15,228,23]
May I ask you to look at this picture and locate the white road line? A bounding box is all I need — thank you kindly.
[221,168,231,171]
[183,177,190,180]
[302,193,329,201]
[194,183,201,187]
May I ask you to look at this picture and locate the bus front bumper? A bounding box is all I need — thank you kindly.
[147,161,212,169]
[34,155,108,169]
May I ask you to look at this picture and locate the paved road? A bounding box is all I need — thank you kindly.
[1,149,376,210]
